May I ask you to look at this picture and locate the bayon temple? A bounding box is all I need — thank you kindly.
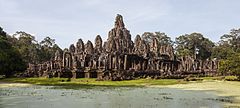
[26,14,219,80]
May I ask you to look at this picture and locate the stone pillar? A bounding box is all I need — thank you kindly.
[109,55,112,69]
[142,61,145,70]
[85,72,90,78]
[124,55,128,70]
[171,63,174,72]
[114,56,118,69]
[97,70,103,80]
[156,61,159,70]
[63,56,65,68]
[72,70,77,79]
[84,68,90,78]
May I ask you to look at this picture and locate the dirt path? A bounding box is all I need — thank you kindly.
[0,82,32,88]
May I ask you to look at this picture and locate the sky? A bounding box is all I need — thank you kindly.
[0,0,240,48]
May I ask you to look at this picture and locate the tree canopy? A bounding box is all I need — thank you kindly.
[175,33,214,60]
[0,28,62,77]
[0,27,25,77]
[211,28,240,77]
[141,32,173,46]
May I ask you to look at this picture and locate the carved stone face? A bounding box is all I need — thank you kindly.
[111,41,116,51]
[85,41,93,54]
[140,40,148,54]
[76,39,84,53]
[69,44,75,53]
[54,50,61,61]
[95,35,102,49]
[134,35,141,53]
[134,35,141,47]
[150,38,158,52]
[114,14,125,28]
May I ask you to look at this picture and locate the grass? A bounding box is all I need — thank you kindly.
[0,77,187,88]
[200,76,239,81]
[224,76,239,81]
[201,76,223,80]
[1,76,238,88]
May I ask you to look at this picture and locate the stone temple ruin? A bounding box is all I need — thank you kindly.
[26,14,219,80]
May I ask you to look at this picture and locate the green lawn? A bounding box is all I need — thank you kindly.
[1,76,238,88]
[0,77,187,88]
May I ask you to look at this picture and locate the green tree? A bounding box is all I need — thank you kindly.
[39,36,61,62]
[211,28,240,59]
[11,32,62,63]
[40,36,55,47]
[211,44,235,59]
[175,33,214,60]
[0,27,25,77]
[219,52,240,78]
[220,28,240,53]
[213,28,240,77]
[12,31,40,64]
[141,32,173,46]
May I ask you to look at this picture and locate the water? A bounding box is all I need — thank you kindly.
[0,85,228,108]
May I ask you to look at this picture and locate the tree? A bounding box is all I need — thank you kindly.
[219,52,240,78]
[0,27,25,77]
[12,31,40,64]
[220,28,240,53]
[11,32,62,63]
[39,36,61,62]
[211,28,240,60]
[213,28,240,77]
[175,33,214,60]
[40,36,55,47]
[211,43,235,59]
[141,32,173,46]
[0,27,6,37]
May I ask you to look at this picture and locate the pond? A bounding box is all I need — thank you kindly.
[0,84,231,108]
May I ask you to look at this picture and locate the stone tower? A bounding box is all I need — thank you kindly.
[106,14,133,53]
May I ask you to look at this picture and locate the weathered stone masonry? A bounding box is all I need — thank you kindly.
[26,14,219,80]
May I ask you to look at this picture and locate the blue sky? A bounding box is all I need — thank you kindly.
[1,0,240,48]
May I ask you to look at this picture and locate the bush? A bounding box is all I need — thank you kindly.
[224,76,239,81]
[219,53,240,76]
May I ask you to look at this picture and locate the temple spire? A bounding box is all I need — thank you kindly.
[114,14,125,28]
